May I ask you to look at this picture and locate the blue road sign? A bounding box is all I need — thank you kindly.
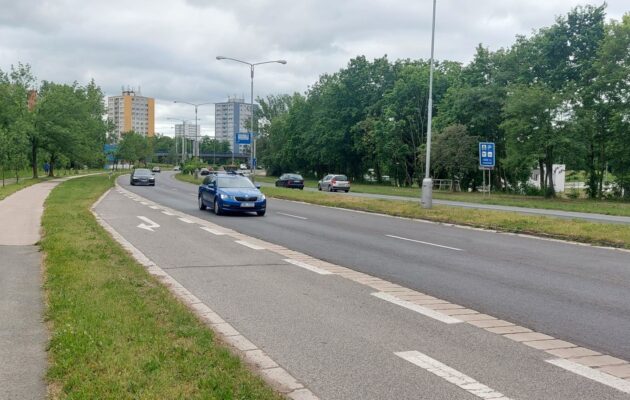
[479,142,495,168]
[237,132,252,145]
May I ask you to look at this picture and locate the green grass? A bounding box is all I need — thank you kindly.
[261,186,630,249]
[256,175,630,217]
[41,175,283,400]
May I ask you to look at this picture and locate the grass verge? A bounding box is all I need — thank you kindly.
[41,175,282,399]
[261,186,630,249]
[255,175,630,217]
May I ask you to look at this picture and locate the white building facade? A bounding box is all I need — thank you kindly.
[174,123,200,139]
[214,97,257,154]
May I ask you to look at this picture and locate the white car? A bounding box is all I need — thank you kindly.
[318,174,351,192]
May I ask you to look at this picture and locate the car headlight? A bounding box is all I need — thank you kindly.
[259,194,266,200]
[220,193,230,200]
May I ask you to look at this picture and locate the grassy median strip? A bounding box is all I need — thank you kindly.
[254,175,630,217]
[261,186,630,249]
[41,175,282,399]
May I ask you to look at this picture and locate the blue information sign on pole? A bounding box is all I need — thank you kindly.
[237,132,252,145]
[479,142,495,168]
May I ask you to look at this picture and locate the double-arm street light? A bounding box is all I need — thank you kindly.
[421,0,437,209]
[173,101,213,159]
[216,56,287,177]
[167,117,192,164]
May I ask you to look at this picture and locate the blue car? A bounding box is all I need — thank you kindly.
[198,174,266,216]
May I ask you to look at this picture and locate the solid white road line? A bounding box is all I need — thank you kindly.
[235,240,265,250]
[161,211,175,216]
[277,212,308,220]
[386,234,464,252]
[178,218,194,224]
[371,292,462,324]
[396,351,512,399]
[284,259,333,275]
[547,358,630,394]
[200,226,226,236]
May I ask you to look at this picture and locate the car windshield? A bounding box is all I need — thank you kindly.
[134,169,152,176]
[286,174,303,180]
[217,176,256,189]
[335,175,348,181]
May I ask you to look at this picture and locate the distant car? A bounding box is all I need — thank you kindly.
[275,173,304,189]
[318,174,350,192]
[130,168,155,186]
[199,168,211,176]
[198,174,266,216]
[173,165,181,171]
[152,166,161,173]
[239,163,248,170]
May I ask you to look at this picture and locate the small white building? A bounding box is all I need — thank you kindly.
[528,164,566,192]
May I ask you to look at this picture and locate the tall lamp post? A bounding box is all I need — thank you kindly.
[421,0,437,209]
[216,56,287,177]
[173,101,213,159]
[168,117,192,164]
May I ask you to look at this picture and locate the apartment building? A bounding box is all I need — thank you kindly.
[107,89,155,139]
[214,96,257,153]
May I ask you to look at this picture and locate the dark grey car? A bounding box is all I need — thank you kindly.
[130,168,155,186]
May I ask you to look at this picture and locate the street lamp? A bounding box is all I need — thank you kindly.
[167,117,192,164]
[173,101,213,159]
[216,56,287,177]
[421,0,437,209]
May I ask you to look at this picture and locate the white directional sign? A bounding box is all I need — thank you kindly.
[137,216,160,232]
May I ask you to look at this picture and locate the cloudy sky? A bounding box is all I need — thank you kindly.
[0,0,626,137]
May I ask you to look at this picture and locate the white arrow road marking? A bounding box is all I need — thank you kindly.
[372,292,462,324]
[137,216,160,232]
[396,351,512,399]
[386,234,464,252]
[277,212,308,220]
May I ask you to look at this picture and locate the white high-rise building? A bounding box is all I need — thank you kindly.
[174,123,200,139]
[107,88,155,139]
[214,96,257,154]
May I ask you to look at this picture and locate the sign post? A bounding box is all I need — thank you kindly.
[479,142,495,195]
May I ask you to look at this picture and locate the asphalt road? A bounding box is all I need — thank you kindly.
[96,180,630,399]
[121,172,630,362]
[258,181,630,224]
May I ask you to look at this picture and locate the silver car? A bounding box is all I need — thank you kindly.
[318,174,351,192]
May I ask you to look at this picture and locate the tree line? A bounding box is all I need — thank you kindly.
[257,5,629,198]
[0,63,108,182]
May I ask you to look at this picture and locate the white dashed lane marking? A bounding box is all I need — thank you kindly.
[178,218,194,224]
[547,359,630,394]
[162,211,175,216]
[396,351,512,399]
[200,227,227,235]
[149,205,160,210]
[386,234,464,252]
[284,259,333,275]
[372,292,462,324]
[277,212,308,220]
[235,240,265,250]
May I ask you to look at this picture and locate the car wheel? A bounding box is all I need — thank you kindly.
[257,210,266,216]
[318,184,321,191]
[213,199,222,215]
[300,187,304,190]
[345,190,349,193]
[198,195,206,210]
[328,185,333,192]
[130,181,134,186]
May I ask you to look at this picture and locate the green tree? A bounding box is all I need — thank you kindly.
[430,124,479,190]
[117,131,149,166]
